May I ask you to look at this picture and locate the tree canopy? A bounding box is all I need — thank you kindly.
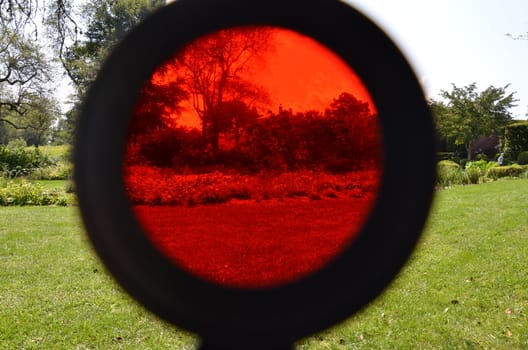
[173,27,274,152]
[48,0,165,97]
[431,83,517,160]
[0,0,60,145]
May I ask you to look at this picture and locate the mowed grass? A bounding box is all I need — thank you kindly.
[29,180,68,190]
[0,179,527,349]
[298,179,528,349]
[0,207,196,349]
[28,145,71,162]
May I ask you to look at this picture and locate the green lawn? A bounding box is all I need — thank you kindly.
[29,145,71,162]
[298,179,528,349]
[0,207,196,349]
[30,180,68,190]
[1,179,527,349]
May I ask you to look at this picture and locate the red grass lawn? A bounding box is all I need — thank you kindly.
[133,197,374,288]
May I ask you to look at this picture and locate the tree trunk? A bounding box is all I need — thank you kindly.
[210,116,220,153]
[233,127,240,149]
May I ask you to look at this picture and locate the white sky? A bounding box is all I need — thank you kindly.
[57,1,528,119]
[346,0,528,119]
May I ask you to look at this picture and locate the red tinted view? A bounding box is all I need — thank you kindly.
[124,27,382,288]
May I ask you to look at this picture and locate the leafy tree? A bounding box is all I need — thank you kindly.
[0,0,164,145]
[0,3,56,140]
[128,74,188,141]
[45,0,165,144]
[51,104,78,145]
[216,100,260,148]
[174,27,274,152]
[48,0,165,98]
[17,95,60,146]
[1,94,60,146]
[326,92,371,119]
[506,32,528,40]
[432,83,517,160]
[325,92,380,167]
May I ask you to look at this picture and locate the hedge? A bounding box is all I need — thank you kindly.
[486,164,527,180]
[503,121,528,161]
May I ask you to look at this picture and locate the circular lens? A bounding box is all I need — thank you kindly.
[123,26,383,288]
[76,0,436,343]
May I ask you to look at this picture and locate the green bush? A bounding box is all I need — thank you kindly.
[474,153,489,162]
[26,163,73,180]
[465,160,495,171]
[517,151,528,165]
[465,160,496,184]
[465,166,481,184]
[0,145,54,177]
[438,160,460,169]
[503,121,528,160]
[7,138,27,149]
[486,164,526,180]
[437,161,468,187]
[0,181,70,206]
[437,152,455,161]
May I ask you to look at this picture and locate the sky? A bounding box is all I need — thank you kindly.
[258,29,373,113]
[156,27,373,128]
[58,1,527,120]
[346,0,528,119]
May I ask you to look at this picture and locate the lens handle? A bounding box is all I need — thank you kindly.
[199,340,293,350]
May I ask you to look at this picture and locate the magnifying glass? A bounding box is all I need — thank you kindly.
[74,0,436,349]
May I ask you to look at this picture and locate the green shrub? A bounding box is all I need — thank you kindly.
[474,153,489,162]
[0,145,54,177]
[465,160,495,171]
[437,152,455,161]
[517,151,528,165]
[464,160,497,184]
[36,145,72,163]
[438,160,460,169]
[503,121,528,160]
[486,165,526,180]
[0,181,71,206]
[465,166,481,184]
[7,138,27,149]
[437,161,468,187]
[26,163,73,180]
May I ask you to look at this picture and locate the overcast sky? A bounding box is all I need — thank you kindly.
[345,0,528,119]
[58,1,527,119]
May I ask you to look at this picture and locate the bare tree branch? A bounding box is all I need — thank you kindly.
[505,32,528,41]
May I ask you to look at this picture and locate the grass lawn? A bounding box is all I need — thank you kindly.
[298,179,528,349]
[134,197,372,288]
[1,179,527,349]
[30,180,68,190]
[29,145,71,162]
[0,207,196,349]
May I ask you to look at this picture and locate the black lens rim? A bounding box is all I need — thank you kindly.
[75,0,436,347]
